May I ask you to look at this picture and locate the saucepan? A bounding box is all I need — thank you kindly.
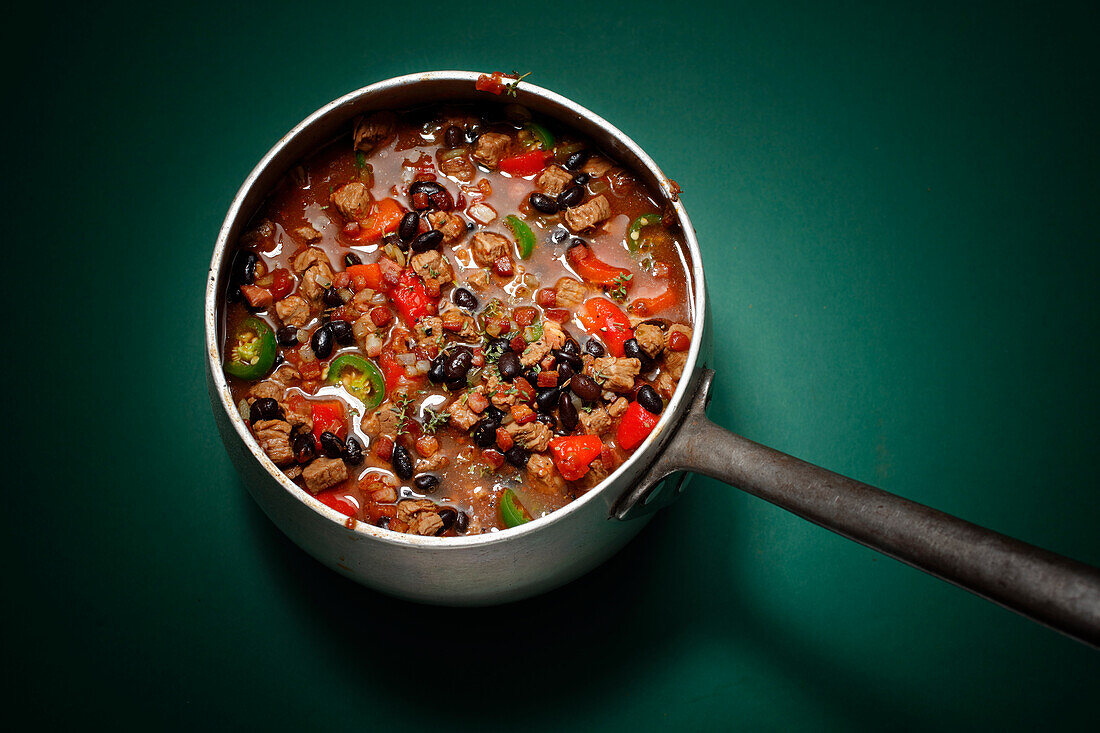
[204,71,1100,646]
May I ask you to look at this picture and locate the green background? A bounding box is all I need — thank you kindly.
[7,0,1098,728]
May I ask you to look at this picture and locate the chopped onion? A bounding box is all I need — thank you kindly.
[397,353,416,366]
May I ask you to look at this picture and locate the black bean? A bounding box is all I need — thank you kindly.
[483,406,506,426]
[571,374,601,401]
[529,192,560,214]
[446,377,468,392]
[344,437,364,465]
[557,362,574,385]
[319,431,346,458]
[558,392,579,431]
[414,474,440,494]
[383,231,408,252]
[572,172,590,186]
[490,336,513,353]
[428,355,447,384]
[292,432,316,464]
[497,350,522,381]
[343,252,362,267]
[561,338,580,356]
[504,446,530,468]
[444,125,465,149]
[322,286,342,308]
[552,349,583,370]
[536,412,557,431]
[636,385,663,414]
[411,229,444,253]
[392,444,414,480]
[557,185,585,209]
[443,347,473,381]
[535,387,560,412]
[409,181,445,197]
[231,249,258,285]
[455,511,470,533]
[584,339,606,358]
[328,319,355,346]
[272,352,285,369]
[276,326,298,347]
[623,338,652,370]
[311,324,334,360]
[641,318,671,331]
[564,150,589,171]
[549,227,570,244]
[473,421,497,448]
[250,397,282,423]
[437,507,458,532]
[429,188,455,211]
[376,516,391,530]
[227,284,242,303]
[398,211,420,242]
[453,287,478,311]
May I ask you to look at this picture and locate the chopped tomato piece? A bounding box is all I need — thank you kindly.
[617,401,660,450]
[369,306,393,327]
[316,490,358,518]
[482,449,505,470]
[535,288,557,307]
[495,427,514,452]
[511,404,536,425]
[377,351,406,391]
[310,401,347,447]
[513,306,538,326]
[668,330,691,352]
[476,72,508,95]
[549,435,603,481]
[578,298,634,357]
[389,270,434,324]
[270,268,294,300]
[498,150,553,177]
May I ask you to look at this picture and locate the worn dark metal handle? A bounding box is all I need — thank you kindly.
[616,370,1100,647]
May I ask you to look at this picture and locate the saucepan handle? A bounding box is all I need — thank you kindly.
[616,370,1100,647]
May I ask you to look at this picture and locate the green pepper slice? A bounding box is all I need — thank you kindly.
[626,213,663,253]
[225,316,278,380]
[523,123,555,150]
[505,215,536,259]
[501,489,532,528]
[327,353,385,411]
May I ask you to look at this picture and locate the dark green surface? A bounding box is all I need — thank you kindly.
[7,0,1098,728]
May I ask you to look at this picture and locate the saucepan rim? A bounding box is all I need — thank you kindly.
[204,70,708,547]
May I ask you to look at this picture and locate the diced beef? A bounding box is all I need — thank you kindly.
[253,419,294,466]
[581,156,613,177]
[554,277,586,309]
[299,262,335,304]
[352,111,396,152]
[471,231,510,266]
[294,226,322,243]
[426,211,467,243]
[439,303,480,340]
[587,356,640,393]
[466,268,490,292]
[484,371,517,409]
[563,194,612,233]
[506,421,552,452]
[440,154,475,182]
[519,318,566,368]
[291,248,332,275]
[410,250,455,294]
[396,499,444,536]
[275,295,311,328]
[607,396,629,418]
[281,400,313,432]
[634,323,665,359]
[376,404,406,436]
[578,406,612,436]
[663,350,688,380]
[580,457,609,490]
[302,457,348,494]
[352,315,383,357]
[248,380,284,402]
[467,202,497,225]
[654,371,675,399]
[413,316,444,347]
[472,132,512,168]
[535,165,573,196]
[331,182,372,221]
[448,395,481,431]
[527,453,566,494]
[240,284,273,309]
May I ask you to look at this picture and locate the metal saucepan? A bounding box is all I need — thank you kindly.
[204,71,1100,646]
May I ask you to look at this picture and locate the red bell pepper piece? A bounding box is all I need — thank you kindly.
[389,270,434,324]
[346,263,383,292]
[549,435,604,481]
[498,150,553,177]
[356,198,405,243]
[567,243,632,286]
[377,351,406,392]
[616,402,660,450]
[578,298,634,357]
[628,287,678,316]
[310,401,347,447]
[315,490,358,518]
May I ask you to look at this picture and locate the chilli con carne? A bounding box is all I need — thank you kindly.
[222,98,693,536]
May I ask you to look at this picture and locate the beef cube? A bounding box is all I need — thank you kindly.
[471,231,510,266]
[472,132,512,168]
[302,457,348,494]
[527,453,566,494]
[563,194,611,233]
[253,419,294,466]
[331,182,372,221]
[535,165,573,196]
[275,294,311,328]
[633,323,665,359]
[353,111,396,152]
[587,356,640,393]
[426,211,467,243]
[554,277,586,309]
